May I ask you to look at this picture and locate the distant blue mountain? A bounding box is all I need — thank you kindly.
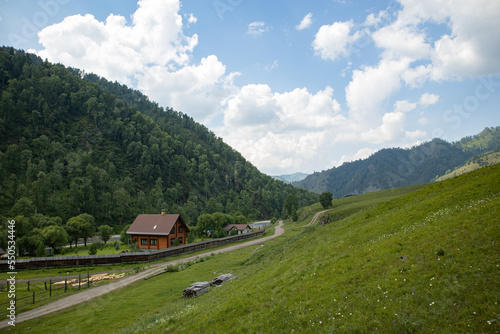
[272,172,310,184]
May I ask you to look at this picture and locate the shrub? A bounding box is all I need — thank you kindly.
[35,242,46,257]
[114,241,121,250]
[93,240,105,250]
[88,242,98,255]
[131,242,139,252]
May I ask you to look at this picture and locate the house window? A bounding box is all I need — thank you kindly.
[150,239,157,246]
[133,238,137,244]
[170,225,175,235]
[170,238,175,246]
[178,225,183,233]
[140,238,148,245]
[178,237,183,245]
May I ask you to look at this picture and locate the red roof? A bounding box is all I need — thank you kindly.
[222,224,251,232]
[127,214,189,236]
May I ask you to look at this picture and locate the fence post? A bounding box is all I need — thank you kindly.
[49,279,52,297]
[65,279,67,293]
[27,281,30,291]
[87,270,90,288]
[33,291,35,304]
[79,274,81,290]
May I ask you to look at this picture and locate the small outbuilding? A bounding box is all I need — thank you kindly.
[127,211,190,250]
[223,224,252,235]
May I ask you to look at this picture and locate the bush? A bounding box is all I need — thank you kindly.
[165,264,180,273]
[93,240,105,250]
[131,242,139,252]
[88,242,98,255]
[114,241,121,250]
[35,242,46,257]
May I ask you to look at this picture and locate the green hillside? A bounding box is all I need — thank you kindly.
[0,47,316,252]
[295,127,500,197]
[436,151,500,181]
[8,164,499,333]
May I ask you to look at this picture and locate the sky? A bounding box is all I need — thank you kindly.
[1,0,499,176]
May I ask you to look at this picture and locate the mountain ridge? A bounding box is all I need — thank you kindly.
[294,126,500,196]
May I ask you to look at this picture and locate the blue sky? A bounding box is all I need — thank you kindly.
[1,0,499,175]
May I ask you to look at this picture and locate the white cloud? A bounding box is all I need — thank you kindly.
[345,58,411,121]
[418,117,428,125]
[394,100,417,113]
[35,0,237,124]
[37,0,198,85]
[218,85,345,173]
[247,21,270,36]
[401,64,432,88]
[296,12,313,31]
[334,147,376,167]
[264,59,279,72]
[372,24,431,60]
[137,55,238,122]
[187,13,197,25]
[397,0,500,79]
[419,93,439,106]
[224,84,279,128]
[312,21,360,61]
[359,111,406,144]
[405,129,427,140]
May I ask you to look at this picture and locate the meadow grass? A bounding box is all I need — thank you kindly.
[2,165,498,333]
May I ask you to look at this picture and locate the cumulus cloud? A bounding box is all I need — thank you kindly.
[36,0,237,123]
[334,147,376,167]
[394,100,417,113]
[247,21,270,36]
[394,0,500,79]
[345,58,411,121]
[296,12,313,31]
[419,93,439,107]
[187,13,197,25]
[219,85,345,173]
[312,21,360,61]
[37,0,198,85]
[372,24,431,60]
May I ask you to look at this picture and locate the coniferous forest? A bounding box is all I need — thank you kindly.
[0,47,317,254]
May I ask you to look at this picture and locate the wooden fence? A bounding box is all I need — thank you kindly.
[0,271,93,314]
[0,229,265,270]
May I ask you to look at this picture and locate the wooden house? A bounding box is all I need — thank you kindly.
[223,224,252,235]
[127,211,189,250]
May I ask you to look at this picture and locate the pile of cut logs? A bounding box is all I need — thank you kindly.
[183,273,234,298]
[53,273,126,287]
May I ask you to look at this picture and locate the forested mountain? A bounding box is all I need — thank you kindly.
[294,126,500,196]
[0,47,317,239]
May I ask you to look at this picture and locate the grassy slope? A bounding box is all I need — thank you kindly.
[3,165,499,333]
[436,151,500,181]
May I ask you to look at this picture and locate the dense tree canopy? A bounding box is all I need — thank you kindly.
[0,47,317,253]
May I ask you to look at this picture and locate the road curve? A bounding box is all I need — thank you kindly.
[0,221,284,328]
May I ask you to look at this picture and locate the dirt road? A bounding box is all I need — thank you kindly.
[0,222,284,328]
